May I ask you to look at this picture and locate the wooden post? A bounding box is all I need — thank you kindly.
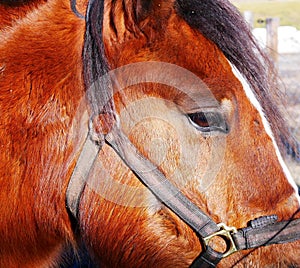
[244,11,254,30]
[266,17,280,66]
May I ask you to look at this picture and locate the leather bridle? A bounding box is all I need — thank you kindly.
[66,115,300,267]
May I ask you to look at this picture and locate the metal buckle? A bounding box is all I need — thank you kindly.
[203,223,238,258]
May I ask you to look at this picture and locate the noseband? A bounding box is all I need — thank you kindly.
[66,116,300,267]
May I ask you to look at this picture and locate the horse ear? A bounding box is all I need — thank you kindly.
[102,0,155,59]
[135,0,153,23]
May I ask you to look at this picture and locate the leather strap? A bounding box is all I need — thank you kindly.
[66,135,103,218]
[105,122,220,238]
[190,247,223,268]
[234,216,300,250]
[66,121,220,236]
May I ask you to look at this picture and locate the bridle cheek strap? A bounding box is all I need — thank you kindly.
[66,121,300,268]
[105,125,221,237]
[66,135,102,218]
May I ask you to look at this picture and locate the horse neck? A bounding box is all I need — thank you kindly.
[0,1,87,266]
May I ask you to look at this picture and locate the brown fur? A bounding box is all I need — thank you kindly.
[0,0,86,266]
[0,0,47,29]
[0,0,299,267]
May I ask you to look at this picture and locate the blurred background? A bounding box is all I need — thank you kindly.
[232,0,300,185]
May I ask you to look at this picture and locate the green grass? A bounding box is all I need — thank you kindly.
[232,1,300,29]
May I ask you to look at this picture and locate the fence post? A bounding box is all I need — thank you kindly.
[244,11,254,30]
[266,17,280,66]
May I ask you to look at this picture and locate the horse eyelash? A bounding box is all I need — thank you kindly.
[187,111,229,134]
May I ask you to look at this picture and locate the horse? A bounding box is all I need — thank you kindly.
[0,0,300,267]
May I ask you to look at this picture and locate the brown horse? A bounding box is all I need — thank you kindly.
[0,0,300,267]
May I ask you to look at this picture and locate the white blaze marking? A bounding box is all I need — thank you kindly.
[230,63,300,205]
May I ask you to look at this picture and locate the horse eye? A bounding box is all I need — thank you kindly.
[187,112,229,133]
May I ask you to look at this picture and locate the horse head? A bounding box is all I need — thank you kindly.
[74,0,300,266]
[0,0,299,267]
